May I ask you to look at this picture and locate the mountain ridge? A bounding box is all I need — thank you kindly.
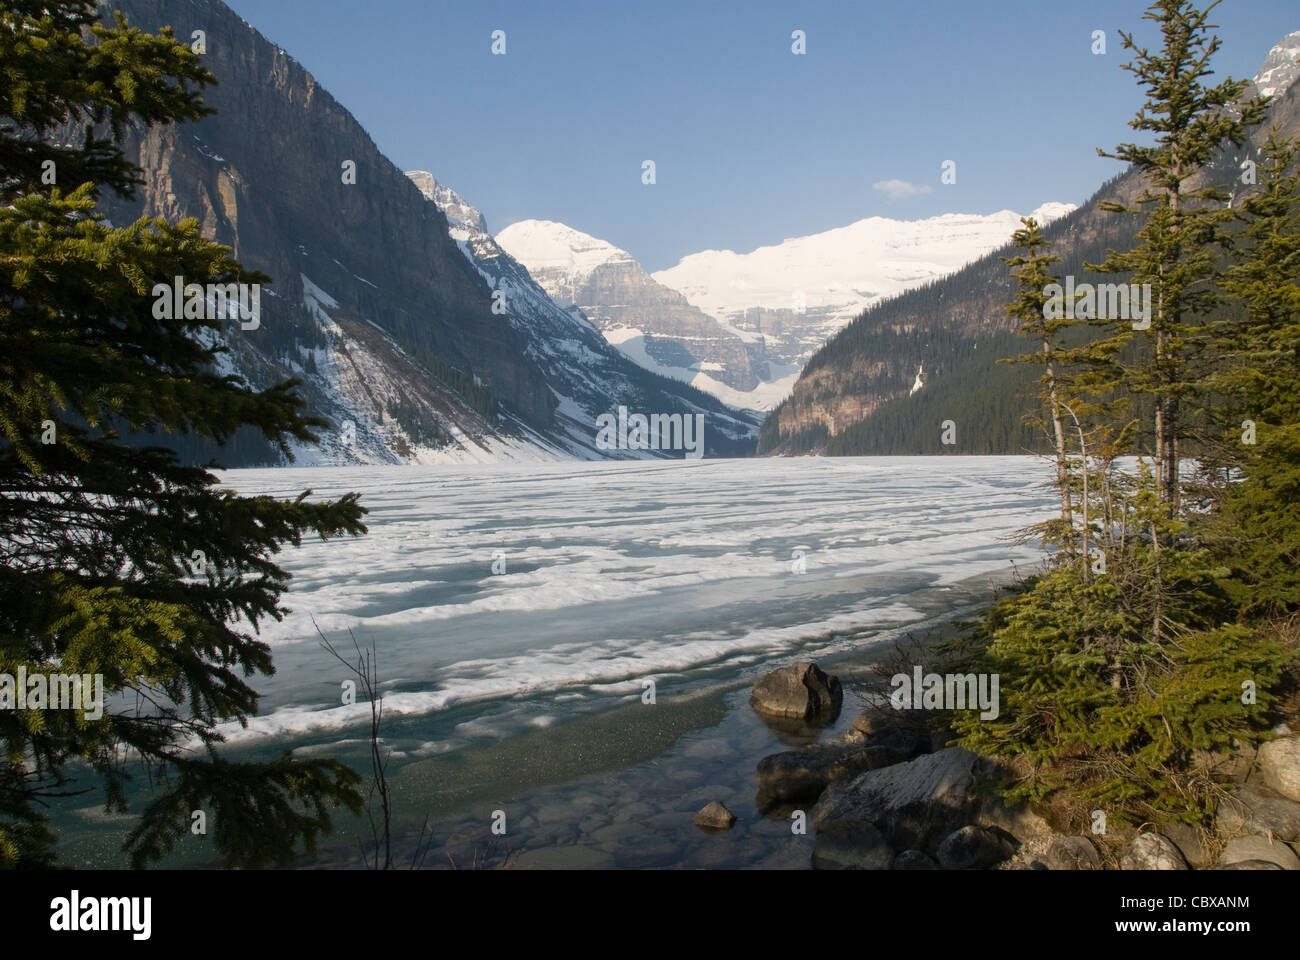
[496,218,774,407]
[499,202,1076,412]
[756,29,1300,456]
[407,172,761,457]
[93,0,754,463]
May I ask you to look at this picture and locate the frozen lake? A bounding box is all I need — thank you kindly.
[62,456,1063,867]
[210,456,1057,758]
[58,452,1066,863]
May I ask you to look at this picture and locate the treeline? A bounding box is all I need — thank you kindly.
[757,170,1143,456]
[938,2,1300,835]
[399,340,499,422]
[825,331,1041,455]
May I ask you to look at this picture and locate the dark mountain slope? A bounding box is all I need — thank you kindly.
[759,59,1300,457]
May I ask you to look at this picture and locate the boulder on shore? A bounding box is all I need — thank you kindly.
[1255,736,1300,803]
[1216,859,1284,870]
[1160,821,1212,870]
[1215,782,1300,842]
[936,825,1017,869]
[1218,834,1300,870]
[1119,833,1189,870]
[749,661,842,724]
[813,746,980,853]
[810,819,894,870]
[893,849,940,870]
[1045,836,1103,871]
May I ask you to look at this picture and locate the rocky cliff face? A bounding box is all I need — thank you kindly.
[1252,30,1300,99]
[581,259,763,392]
[95,0,571,464]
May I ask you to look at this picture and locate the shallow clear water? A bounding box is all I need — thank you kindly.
[56,456,1057,867]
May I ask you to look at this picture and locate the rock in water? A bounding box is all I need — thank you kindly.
[1256,736,1300,802]
[749,661,842,723]
[756,743,878,808]
[1119,833,1189,870]
[755,727,921,809]
[693,801,737,830]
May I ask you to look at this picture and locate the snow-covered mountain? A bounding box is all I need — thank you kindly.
[100,0,758,467]
[496,220,783,409]
[492,219,634,292]
[652,202,1075,334]
[498,204,1074,412]
[1252,30,1300,100]
[759,30,1300,457]
[97,0,589,468]
[407,174,760,456]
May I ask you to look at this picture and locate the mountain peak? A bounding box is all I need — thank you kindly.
[496,219,635,282]
[1029,201,1076,225]
[1254,30,1300,99]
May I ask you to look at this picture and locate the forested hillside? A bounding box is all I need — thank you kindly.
[759,63,1300,457]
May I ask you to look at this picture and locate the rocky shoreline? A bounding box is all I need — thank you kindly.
[726,659,1300,870]
[296,602,1299,871]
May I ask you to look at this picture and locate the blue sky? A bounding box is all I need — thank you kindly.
[225,0,1298,272]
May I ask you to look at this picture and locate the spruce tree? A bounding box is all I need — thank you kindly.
[1089,0,1268,514]
[1001,218,1079,560]
[954,2,1292,828]
[1,1,366,867]
[1206,133,1300,617]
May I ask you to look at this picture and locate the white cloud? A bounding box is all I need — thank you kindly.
[872,178,933,200]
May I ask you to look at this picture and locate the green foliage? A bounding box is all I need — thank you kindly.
[954,477,1288,823]
[953,2,1299,828]
[1204,132,1300,618]
[1087,0,1270,509]
[0,1,366,867]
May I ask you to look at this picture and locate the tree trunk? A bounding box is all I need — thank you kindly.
[1044,345,1073,555]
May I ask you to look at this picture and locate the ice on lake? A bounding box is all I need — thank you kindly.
[210,456,1057,755]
